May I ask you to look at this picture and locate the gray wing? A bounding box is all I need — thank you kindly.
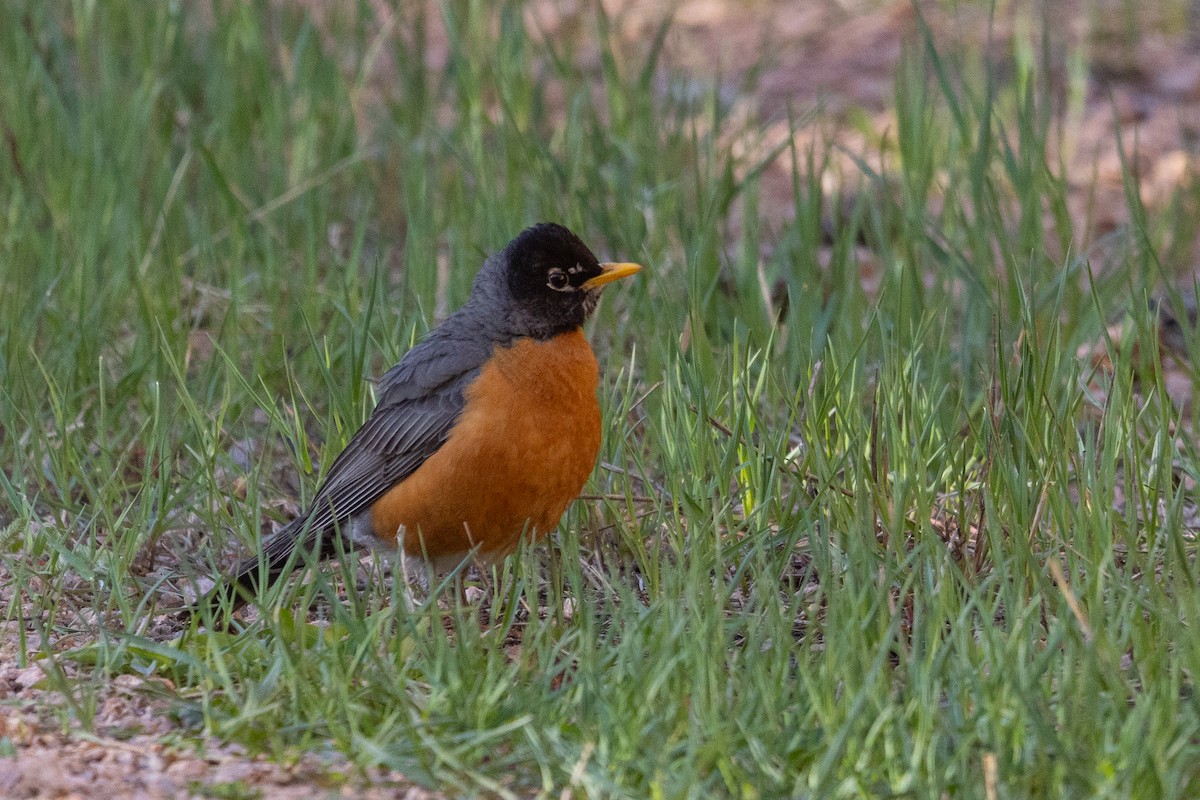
[196,327,493,614]
[288,383,467,542]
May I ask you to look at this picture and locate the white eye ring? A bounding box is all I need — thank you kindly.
[547,269,570,291]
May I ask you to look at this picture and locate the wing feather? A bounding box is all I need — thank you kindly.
[189,326,492,617]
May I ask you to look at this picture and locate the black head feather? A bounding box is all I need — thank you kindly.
[494,223,609,338]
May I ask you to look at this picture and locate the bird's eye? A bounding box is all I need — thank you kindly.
[547,269,570,291]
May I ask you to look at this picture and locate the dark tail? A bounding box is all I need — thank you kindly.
[180,516,339,622]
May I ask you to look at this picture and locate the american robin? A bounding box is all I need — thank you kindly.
[191,223,641,617]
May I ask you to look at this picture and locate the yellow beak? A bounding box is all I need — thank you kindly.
[582,262,643,290]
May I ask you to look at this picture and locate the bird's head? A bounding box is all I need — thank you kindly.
[484,223,642,339]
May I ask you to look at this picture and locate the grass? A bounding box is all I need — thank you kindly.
[2,0,1200,797]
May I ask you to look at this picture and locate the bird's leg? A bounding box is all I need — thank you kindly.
[393,526,429,614]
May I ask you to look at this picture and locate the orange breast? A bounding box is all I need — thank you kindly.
[369,329,601,567]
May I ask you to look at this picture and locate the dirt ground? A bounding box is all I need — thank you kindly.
[0,614,439,798]
[8,0,1200,797]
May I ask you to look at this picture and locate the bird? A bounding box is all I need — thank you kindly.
[189,222,642,618]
